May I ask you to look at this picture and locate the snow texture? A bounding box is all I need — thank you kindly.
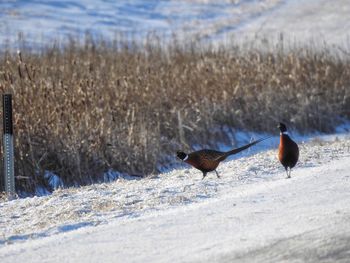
[0,133,350,262]
[1,0,349,49]
[1,1,350,261]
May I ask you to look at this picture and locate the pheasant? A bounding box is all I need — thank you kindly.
[278,123,299,178]
[177,137,270,179]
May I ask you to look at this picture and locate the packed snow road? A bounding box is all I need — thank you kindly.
[0,135,350,262]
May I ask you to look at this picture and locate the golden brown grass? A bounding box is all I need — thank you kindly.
[0,38,349,193]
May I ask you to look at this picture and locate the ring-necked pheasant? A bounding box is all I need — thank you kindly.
[177,136,271,179]
[278,123,299,178]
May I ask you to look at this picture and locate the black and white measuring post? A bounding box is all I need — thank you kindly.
[3,94,15,195]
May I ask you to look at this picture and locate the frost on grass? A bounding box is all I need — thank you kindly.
[0,135,349,245]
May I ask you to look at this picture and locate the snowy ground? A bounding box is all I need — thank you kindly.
[231,0,350,49]
[1,2,349,261]
[1,0,349,49]
[1,133,350,262]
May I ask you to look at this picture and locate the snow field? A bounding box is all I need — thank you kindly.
[1,0,350,49]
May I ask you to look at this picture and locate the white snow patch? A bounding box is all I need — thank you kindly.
[44,171,64,190]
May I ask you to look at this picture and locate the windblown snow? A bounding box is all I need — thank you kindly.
[1,134,350,262]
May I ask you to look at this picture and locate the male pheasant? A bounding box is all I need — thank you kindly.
[278,123,299,178]
[177,137,270,179]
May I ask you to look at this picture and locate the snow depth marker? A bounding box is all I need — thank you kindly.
[3,94,15,195]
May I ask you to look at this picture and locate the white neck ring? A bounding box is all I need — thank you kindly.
[183,155,189,161]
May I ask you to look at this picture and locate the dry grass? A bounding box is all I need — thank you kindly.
[0,37,349,193]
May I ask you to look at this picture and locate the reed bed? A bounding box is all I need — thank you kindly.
[0,37,349,193]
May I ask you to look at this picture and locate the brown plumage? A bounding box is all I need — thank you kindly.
[278,123,299,178]
[177,137,271,179]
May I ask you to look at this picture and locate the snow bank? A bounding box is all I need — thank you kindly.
[0,134,349,262]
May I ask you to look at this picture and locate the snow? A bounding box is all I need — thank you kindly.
[0,133,350,262]
[1,1,350,261]
[1,0,349,49]
[231,0,350,50]
[0,0,283,48]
